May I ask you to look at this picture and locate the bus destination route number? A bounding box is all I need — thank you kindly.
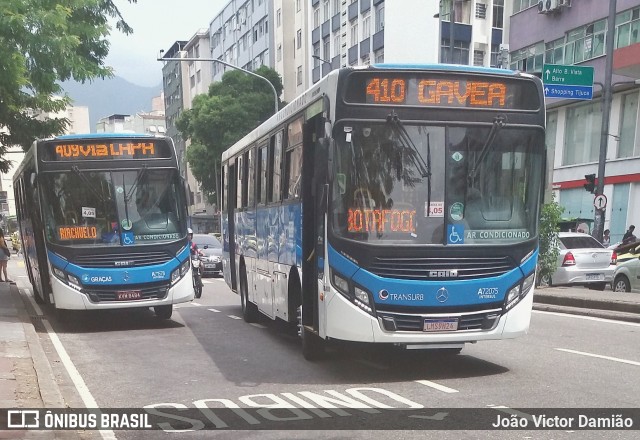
[365,77,507,108]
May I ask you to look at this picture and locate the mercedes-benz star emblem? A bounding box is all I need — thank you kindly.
[436,287,449,303]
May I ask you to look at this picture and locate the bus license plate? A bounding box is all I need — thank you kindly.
[423,319,458,332]
[586,273,604,281]
[117,290,142,300]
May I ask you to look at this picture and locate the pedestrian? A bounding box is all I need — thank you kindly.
[0,230,12,283]
[602,229,611,247]
[622,225,636,245]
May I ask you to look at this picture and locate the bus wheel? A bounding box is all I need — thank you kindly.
[240,268,259,323]
[297,306,325,361]
[154,305,173,319]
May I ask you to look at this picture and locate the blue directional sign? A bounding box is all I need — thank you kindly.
[543,84,593,100]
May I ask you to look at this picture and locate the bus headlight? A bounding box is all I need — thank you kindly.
[52,266,66,280]
[505,272,535,311]
[330,268,375,315]
[171,259,190,285]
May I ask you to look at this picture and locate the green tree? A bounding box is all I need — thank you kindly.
[176,66,283,205]
[0,0,136,172]
[537,196,564,286]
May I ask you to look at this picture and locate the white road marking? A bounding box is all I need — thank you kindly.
[533,310,640,327]
[24,289,116,440]
[415,380,458,394]
[228,315,242,320]
[249,323,267,328]
[208,308,221,313]
[556,348,640,366]
[191,302,202,307]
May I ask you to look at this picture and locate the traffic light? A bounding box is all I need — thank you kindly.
[584,174,596,193]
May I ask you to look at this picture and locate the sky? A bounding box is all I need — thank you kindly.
[106,0,227,87]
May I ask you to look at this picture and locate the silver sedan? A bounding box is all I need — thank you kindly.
[545,232,617,291]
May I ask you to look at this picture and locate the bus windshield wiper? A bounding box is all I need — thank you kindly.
[71,166,111,204]
[386,112,432,215]
[468,114,507,183]
[386,112,431,179]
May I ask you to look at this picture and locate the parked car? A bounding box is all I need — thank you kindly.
[192,234,222,277]
[543,232,617,290]
[612,256,640,292]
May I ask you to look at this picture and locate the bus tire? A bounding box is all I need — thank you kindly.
[240,266,259,323]
[154,305,173,319]
[298,306,325,361]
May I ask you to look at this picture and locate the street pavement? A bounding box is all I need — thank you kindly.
[0,256,639,437]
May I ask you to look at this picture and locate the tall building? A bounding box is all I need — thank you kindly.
[509,0,640,244]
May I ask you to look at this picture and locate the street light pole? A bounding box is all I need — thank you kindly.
[593,0,616,243]
[158,55,280,115]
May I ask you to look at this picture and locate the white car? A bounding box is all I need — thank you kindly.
[545,232,617,290]
[612,257,640,292]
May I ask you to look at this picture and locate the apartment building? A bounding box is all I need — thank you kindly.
[509,0,640,243]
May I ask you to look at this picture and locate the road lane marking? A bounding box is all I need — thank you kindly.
[208,308,221,313]
[533,310,640,327]
[23,289,116,440]
[415,380,458,394]
[228,315,242,320]
[556,348,640,366]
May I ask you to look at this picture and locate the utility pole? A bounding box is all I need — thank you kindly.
[593,0,616,243]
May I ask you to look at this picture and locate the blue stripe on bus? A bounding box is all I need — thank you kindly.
[328,244,538,307]
[372,63,519,75]
[47,246,189,285]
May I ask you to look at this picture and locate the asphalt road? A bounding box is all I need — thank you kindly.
[16,271,640,440]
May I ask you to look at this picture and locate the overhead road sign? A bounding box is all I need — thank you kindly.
[542,64,594,100]
[544,84,593,100]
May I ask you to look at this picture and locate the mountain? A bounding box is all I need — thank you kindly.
[61,76,163,132]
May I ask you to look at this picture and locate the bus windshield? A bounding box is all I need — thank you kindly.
[40,168,186,246]
[330,121,543,245]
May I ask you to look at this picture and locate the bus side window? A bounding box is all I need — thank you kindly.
[284,146,302,199]
[269,131,283,203]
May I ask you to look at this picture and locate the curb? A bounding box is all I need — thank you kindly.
[534,292,640,315]
[10,284,66,408]
[533,302,640,323]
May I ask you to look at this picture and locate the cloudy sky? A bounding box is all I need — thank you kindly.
[106,0,227,87]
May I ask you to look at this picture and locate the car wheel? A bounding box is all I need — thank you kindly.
[613,275,631,292]
[588,282,607,291]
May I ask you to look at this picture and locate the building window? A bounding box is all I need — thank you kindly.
[563,101,602,166]
[323,0,330,20]
[351,23,358,45]
[333,0,340,14]
[618,91,639,158]
[362,15,371,39]
[297,29,302,49]
[513,0,538,14]
[323,38,330,60]
[564,19,607,64]
[277,44,282,61]
[296,0,301,12]
[376,4,385,32]
[374,49,384,63]
[277,9,281,27]
[314,8,320,27]
[615,7,640,49]
[297,66,303,85]
[509,42,544,73]
[440,39,470,64]
[544,38,565,65]
[492,0,504,29]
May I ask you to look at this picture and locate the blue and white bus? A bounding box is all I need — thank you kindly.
[221,65,545,359]
[13,134,193,319]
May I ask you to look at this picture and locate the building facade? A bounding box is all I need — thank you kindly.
[509,0,640,244]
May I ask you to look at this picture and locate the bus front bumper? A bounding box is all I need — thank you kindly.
[51,271,194,310]
[324,289,534,346]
